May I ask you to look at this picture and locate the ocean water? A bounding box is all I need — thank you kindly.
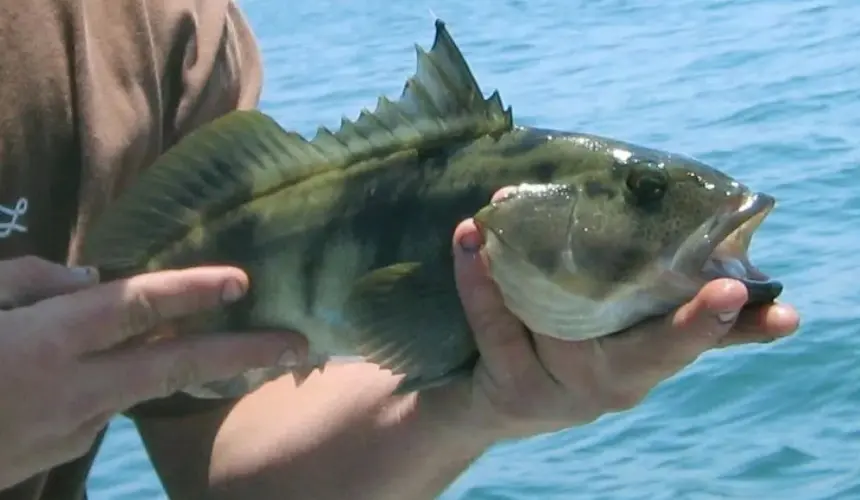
[87,0,860,498]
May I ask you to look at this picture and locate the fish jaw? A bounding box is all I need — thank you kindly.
[668,191,783,306]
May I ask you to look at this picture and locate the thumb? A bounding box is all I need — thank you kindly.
[106,331,309,410]
[452,218,538,383]
[0,256,99,309]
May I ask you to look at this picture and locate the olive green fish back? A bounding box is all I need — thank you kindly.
[79,19,513,273]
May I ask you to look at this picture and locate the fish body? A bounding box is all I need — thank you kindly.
[79,20,782,398]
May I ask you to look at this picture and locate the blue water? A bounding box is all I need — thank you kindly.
[87,0,860,498]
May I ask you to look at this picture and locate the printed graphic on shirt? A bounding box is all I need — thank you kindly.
[0,197,29,238]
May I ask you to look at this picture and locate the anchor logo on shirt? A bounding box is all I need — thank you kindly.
[0,197,28,238]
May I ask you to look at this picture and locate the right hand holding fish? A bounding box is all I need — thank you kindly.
[440,211,800,442]
[0,256,306,490]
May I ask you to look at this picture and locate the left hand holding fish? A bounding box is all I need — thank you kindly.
[446,209,800,439]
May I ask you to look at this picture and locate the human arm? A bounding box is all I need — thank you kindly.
[135,216,799,500]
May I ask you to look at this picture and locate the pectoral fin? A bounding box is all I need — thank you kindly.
[343,262,478,393]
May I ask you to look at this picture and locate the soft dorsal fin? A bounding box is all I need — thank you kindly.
[79,19,513,273]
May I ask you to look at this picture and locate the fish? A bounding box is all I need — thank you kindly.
[78,19,783,399]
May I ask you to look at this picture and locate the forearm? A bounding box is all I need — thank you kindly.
[206,364,495,500]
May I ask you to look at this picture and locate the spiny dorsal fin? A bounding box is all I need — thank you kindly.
[311,18,513,156]
[79,19,512,273]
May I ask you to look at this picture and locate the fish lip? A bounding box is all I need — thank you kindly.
[672,191,783,305]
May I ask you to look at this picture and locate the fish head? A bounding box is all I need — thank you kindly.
[473,137,782,341]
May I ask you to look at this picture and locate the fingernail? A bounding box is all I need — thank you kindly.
[458,232,482,254]
[69,266,98,283]
[491,186,518,203]
[718,310,739,324]
[221,279,246,303]
[277,349,300,368]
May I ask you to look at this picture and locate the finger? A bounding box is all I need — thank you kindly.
[452,218,542,386]
[717,302,799,347]
[32,266,250,354]
[0,256,98,309]
[99,331,308,411]
[491,186,518,202]
[600,279,748,381]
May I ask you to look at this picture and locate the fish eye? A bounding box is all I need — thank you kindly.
[625,162,669,206]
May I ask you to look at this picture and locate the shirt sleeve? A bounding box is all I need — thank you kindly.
[114,0,264,420]
[157,0,264,148]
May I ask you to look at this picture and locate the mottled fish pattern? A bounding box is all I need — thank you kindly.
[80,20,781,398]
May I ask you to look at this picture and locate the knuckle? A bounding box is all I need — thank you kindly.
[469,306,515,336]
[122,290,161,337]
[13,256,60,285]
[15,255,48,273]
[470,310,497,334]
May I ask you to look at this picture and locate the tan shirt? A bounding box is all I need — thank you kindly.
[0,0,263,498]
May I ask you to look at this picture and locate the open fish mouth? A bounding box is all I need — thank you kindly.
[672,192,783,305]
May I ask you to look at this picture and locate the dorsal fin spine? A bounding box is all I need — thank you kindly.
[80,19,514,272]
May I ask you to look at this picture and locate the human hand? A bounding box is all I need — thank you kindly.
[0,256,306,489]
[189,192,797,500]
[445,199,800,440]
